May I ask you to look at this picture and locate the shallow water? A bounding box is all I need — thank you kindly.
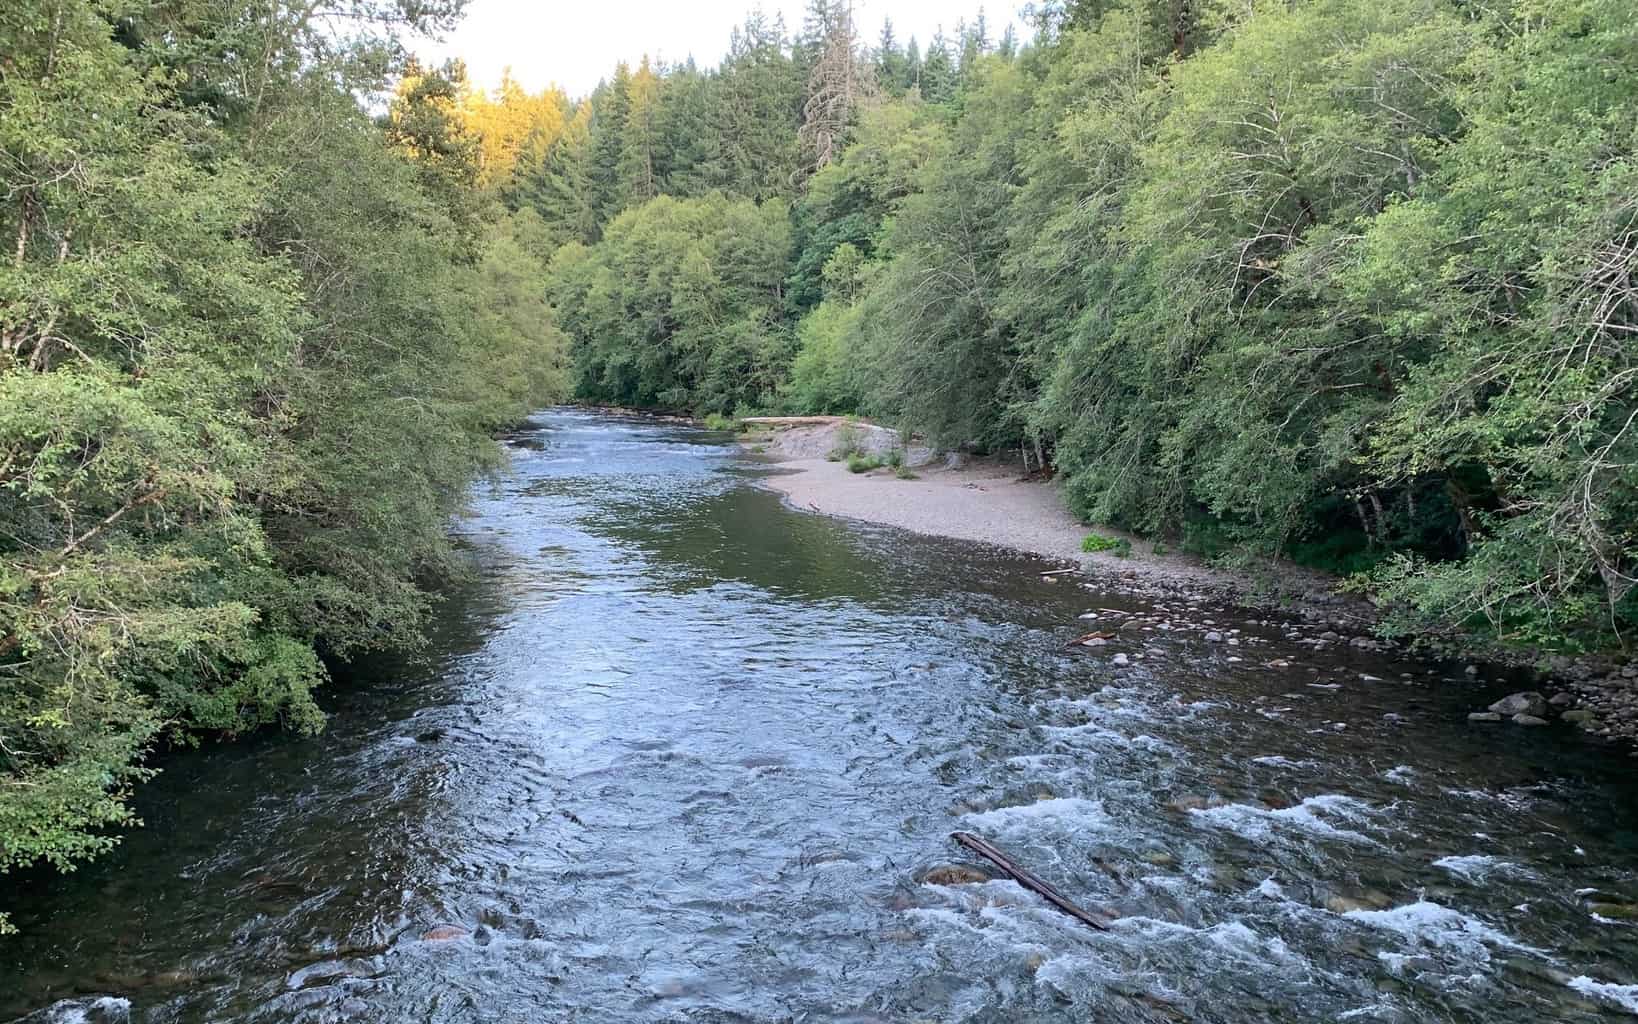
[4,409,1637,1023]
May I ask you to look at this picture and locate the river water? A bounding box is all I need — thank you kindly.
[4,409,1637,1023]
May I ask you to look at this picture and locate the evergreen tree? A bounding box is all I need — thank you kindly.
[876,19,906,93]
[920,30,957,103]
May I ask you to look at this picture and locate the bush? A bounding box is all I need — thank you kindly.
[846,452,884,473]
[828,421,866,461]
[1082,533,1133,557]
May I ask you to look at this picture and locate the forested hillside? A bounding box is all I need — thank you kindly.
[519,0,1637,653]
[0,0,567,922]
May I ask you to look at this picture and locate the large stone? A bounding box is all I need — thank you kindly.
[920,864,991,886]
[1512,713,1548,727]
[1488,691,1548,717]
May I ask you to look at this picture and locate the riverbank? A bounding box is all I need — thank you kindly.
[741,417,1638,752]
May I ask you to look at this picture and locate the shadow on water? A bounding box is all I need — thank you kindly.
[4,408,1638,1024]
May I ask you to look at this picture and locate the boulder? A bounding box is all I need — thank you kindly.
[1488,692,1547,717]
[1512,713,1548,726]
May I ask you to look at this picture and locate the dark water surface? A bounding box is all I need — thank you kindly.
[5,409,1638,1023]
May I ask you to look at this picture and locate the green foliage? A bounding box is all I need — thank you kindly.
[1081,533,1130,558]
[530,0,1638,648]
[846,453,884,473]
[827,422,866,461]
[2,0,568,918]
[545,193,791,414]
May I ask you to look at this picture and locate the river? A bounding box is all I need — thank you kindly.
[4,409,1637,1023]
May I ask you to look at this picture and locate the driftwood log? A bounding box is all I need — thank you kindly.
[950,831,1113,931]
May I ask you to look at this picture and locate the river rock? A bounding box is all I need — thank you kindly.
[1468,712,1503,723]
[1112,653,1130,666]
[1325,894,1386,914]
[919,864,991,886]
[1511,713,1548,726]
[1550,692,1575,707]
[1205,631,1224,642]
[421,925,468,942]
[1562,709,1596,725]
[1488,691,1547,717]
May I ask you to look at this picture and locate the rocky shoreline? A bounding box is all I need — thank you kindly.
[731,415,1637,756]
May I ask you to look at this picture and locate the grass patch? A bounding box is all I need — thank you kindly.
[702,413,743,431]
[1082,532,1132,557]
[846,453,884,474]
[894,465,918,480]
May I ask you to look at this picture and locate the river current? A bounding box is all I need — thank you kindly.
[4,409,1637,1023]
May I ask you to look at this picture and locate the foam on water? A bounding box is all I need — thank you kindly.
[1189,794,1378,845]
[1343,902,1537,961]
[1254,877,1286,899]
[1250,755,1317,769]
[1433,854,1519,881]
[32,998,131,1024]
[1113,917,1301,968]
[960,797,1109,833]
[1567,976,1638,1014]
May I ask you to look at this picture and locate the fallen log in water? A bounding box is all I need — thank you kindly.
[950,831,1113,931]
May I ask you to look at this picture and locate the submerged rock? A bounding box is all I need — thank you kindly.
[1511,713,1548,727]
[919,864,992,886]
[421,925,468,942]
[1468,712,1503,723]
[1488,692,1547,717]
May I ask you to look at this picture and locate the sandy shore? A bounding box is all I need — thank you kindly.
[764,456,1089,562]
[738,417,1637,749]
[744,419,1350,609]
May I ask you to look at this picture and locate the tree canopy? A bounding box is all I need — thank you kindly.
[1,0,568,926]
[522,0,1638,650]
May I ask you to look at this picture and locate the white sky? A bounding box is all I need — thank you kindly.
[418,0,1031,97]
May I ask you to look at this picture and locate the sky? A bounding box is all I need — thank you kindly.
[418,0,1032,98]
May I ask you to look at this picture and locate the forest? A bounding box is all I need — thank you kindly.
[511,0,1636,653]
[0,0,567,924]
[3,0,1636,928]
